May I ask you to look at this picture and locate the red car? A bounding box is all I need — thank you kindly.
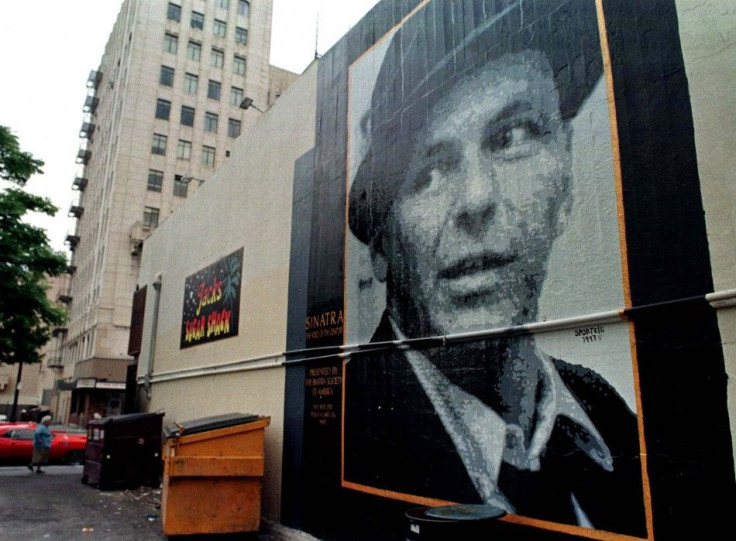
[0,422,87,466]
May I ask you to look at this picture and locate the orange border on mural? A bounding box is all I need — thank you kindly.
[596,0,655,538]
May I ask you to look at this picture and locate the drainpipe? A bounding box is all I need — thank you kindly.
[144,273,162,399]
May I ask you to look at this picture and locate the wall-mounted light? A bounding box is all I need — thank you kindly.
[239,97,264,113]
[180,175,203,185]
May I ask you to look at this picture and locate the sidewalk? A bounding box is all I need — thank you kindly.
[0,465,319,540]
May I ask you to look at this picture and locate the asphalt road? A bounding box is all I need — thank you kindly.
[0,464,166,540]
[0,465,318,541]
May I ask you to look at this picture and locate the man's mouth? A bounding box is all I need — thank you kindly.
[438,252,517,281]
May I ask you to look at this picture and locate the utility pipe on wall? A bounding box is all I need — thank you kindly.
[144,273,162,399]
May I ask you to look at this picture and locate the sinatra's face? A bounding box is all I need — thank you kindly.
[382,51,572,337]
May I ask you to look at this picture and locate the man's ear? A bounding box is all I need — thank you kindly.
[555,121,574,233]
[556,181,573,234]
[370,245,388,283]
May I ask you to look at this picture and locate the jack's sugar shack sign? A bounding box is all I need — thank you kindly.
[180,248,243,349]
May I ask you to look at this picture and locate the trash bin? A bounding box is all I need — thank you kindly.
[406,504,507,540]
[160,412,270,536]
[82,412,164,490]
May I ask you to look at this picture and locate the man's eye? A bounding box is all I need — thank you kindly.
[410,165,439,193]
[409,155,458,193]
[485,120,545,158]
[502,123,539,145]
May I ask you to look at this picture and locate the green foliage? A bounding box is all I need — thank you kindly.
[0,126,44,186]
[0,125,67,365]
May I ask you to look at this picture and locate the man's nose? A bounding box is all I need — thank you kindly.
[453,150,497,237]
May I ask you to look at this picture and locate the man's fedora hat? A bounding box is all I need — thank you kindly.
[349,0,603,248]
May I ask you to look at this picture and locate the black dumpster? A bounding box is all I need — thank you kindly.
[406,504,506,540]
[81,412,164,490]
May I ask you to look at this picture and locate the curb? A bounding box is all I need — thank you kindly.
[260,518,322,540]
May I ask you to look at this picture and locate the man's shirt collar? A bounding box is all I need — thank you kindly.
[389,318,613,511]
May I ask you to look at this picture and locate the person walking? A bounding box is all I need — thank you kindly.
[28,415,54,474]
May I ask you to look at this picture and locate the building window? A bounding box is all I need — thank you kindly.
[230,86,244,106]
[177,139,192,160]
[233,55,246,75]
[207,79,221,100]
[180,105,195,127]
[173,175,188,197]
[238,1,250,17]
[147,169,164,192]
[210,48,224,68]
[143,206,160,229]
[228,118,241,138]
[213,19,227,38]
[155,99,171,120]
[217,0,229,9]
[191,11,204,30]
[187,40,201,61]
[159,65,175,86]
[164,33,178,54]
[202,145,216,167]
[167,3,181,22]
[235,27,248,45]
[184,72,198,94]
[205,112,219,133]
[151,133,167,155]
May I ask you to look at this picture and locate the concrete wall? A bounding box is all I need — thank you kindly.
[133,1,736,539]
[0,362,43,418]
[676,0,736,469]
[288,1,736,539]
[268,65,300,107]
[136,64,317,520]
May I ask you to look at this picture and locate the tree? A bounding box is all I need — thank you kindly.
[0,126,44,187]
[1,126,68,421]
[0,126,68,366]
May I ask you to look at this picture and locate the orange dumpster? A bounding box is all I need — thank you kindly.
[160,413,270,536]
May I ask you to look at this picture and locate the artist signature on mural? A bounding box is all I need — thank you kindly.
[574,325,605,343]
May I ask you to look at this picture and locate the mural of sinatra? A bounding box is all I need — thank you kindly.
[343,0,647,537]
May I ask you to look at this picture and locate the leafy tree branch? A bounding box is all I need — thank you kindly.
[0,125,67,365]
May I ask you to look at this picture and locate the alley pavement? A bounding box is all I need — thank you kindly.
[0,465,319,541]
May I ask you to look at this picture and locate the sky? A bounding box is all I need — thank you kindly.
[0,0,379,253]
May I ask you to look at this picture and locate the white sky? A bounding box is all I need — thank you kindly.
[0,0,379,253]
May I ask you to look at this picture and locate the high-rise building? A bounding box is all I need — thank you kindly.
[57,0,294,422]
